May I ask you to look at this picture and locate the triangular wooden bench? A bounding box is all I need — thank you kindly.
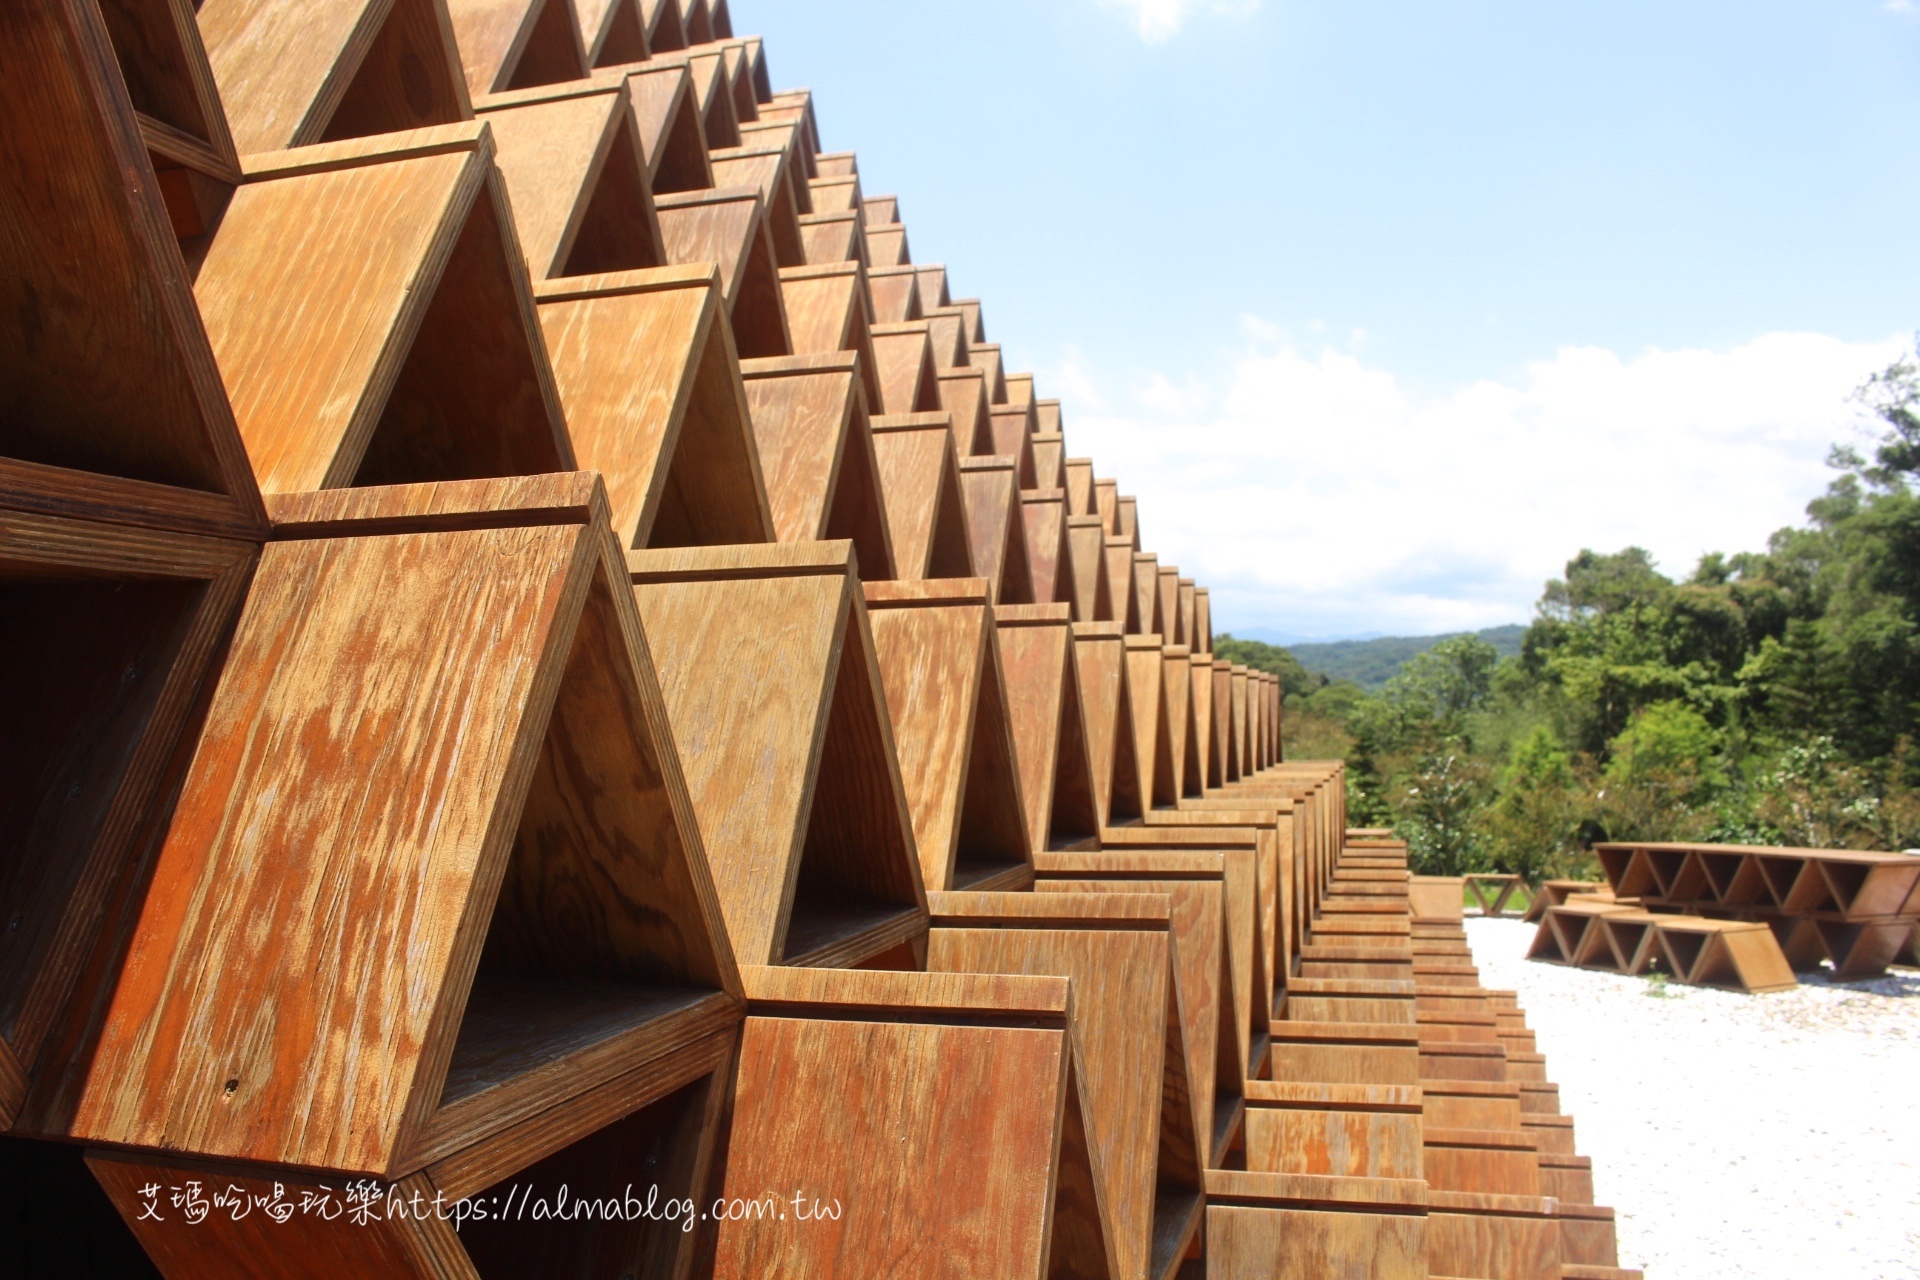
[628,541,928,968]
[867,412,976,580]
[655,183,794,358]
[994,604,1102,856]
[73,475,743,1198]
[926,891,1204,1280]
[710,965,1111,1280]
[739,352,896,577]
[864,579,1033,892]
[199,123,574,495]
[535,264,774,548]
[958,454,1038,605]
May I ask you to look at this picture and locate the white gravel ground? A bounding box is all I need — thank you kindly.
[1465,917,1920,1280]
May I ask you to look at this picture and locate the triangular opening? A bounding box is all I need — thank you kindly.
[562,114,664,277]
[951,650,1032,889]
[1126,640,1177,811]
[1161,650,1191,799]
[988,407,1038,488]
[1105,651,1145,826]
[1021,493,1070,606]
[996,478,1037,604]
[1179,672,1205,801]
[1818,861,1869,914]
[1606,920,1651,972]
[1067,517,1110,622]
[437,570,729,1146]
[1048,652,1101,851]
[1700,851,1747,900]
[647,316,769,548]
[690,55,741,149]
[1134,558,1162,635]
[1612,848,1656,899]
[1049,1053,1118,1280]
[320,0,469,143]
[457,1071,719,1275]
[821,403,896,580]
[710,0,734,38]
[729,210,791,359]
[628,69,712,194]
[350,189,567,487]
[713,147,804,267]
[682,0,715,45]
[1667,850,1709,901]
[872,327,942,415]
[1525,918,1567,962]
[936,369,994,453]
[869,419,959,579]
[926,448,977,580]
[1548,912,1589,962]
[590,0,650,67]
[782,614,927,965]
[1645,849,1686,896]
[1657,928,1707,982]
[503,0,588,92]
[1152,967,1205,1278]
[1595,846,1637,895]
[744,357,862,543]
[1755,856,1805,907]
[658,190,791,358]
[1688,934,1740,990]
[644,0,688,53]
[98,0,219,151]
[0,573,206,1067]
[1107,540,1140,632]
[2,13,241,493]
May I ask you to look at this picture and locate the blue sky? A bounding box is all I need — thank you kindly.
[747,1,1920,640]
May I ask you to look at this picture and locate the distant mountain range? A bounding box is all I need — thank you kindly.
[1266,625,1528,690]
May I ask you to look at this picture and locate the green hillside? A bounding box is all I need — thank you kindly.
[1281,625,1526,690]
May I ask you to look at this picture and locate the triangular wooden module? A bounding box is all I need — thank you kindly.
[639,0,688,52]
[1157,566,1184,647]
[1118,495,1140,547]
[678,0,715,46]
[628,541,928,967]
[444,0,589,100]
[1070,516,1117,622]
[72,475,742,1181]
[916,262,953,311]
[927,305,974,369]
[1023,487,1079,610]
[871,321,945,414]
[1036,847,1266,1171]
[1108,537,1143,631]
[1189,653,1216,795]
[632,46,739,148]
[937,365,996,453]
[959,455,1038,605]
[198,0,470,156]
[864,193,899,226]
[1161,644,1196,801]
[869,412,976,580]
[800,208,868,265]
[710,141,806,266]
[779,261,885,412]
[656,184,794,358]
[1,0,265,533]
[867,220,910,268]
[739,352,897,579]
[476,79,668,280]
[971,341,1009,403]
[864,579,1034,892]
[535,265,773,548]
[1073,622,1146,832]
[1193,587,1213,654]
[1033,432,1066,490]
[1211,663,1237,785]
[927,891,1204,1280]
[809,172,862,215]
[989,403,1039,488]
[867,263,923,324]
[613,61,714,192]
[0,513,256,1130]
[1133,553,1164,635]
[996,604,1102,856]
[1095,477,1120,534]
[201,124,574,495]
[578,0,649,66]
[713,966,1109,1280]
[1126,634,1179,813]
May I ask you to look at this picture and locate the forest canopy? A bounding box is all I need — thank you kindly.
[1229,342,1920,878]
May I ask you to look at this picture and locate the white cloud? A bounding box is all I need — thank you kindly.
[1886,0,1916,16]
[1054,329,1912,640]
[1096,0,1259,43]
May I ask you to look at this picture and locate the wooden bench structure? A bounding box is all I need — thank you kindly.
[0,3,1645,1276]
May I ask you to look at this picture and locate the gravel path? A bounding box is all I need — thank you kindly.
[1465,917,1920,1279]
